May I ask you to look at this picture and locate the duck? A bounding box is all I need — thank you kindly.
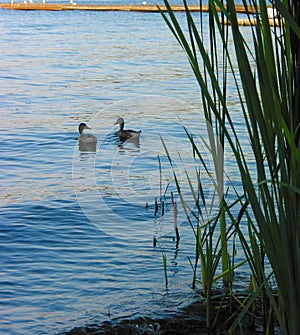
[114,117,141,141]
[78,123,97,152]
[78,123,97,143]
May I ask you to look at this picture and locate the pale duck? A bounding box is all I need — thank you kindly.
[78,123,97,152]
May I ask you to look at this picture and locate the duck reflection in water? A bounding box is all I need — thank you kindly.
[78,122,97,152]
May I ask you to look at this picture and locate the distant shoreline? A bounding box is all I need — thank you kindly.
[0,3,261,12]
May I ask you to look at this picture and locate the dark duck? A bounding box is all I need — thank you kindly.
[114,117,141,141]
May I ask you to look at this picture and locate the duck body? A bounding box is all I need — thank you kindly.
[114,117,141,141]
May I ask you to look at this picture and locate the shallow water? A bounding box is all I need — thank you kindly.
[1,7,253,335]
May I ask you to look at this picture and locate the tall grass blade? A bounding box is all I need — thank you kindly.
[161,0,300,333]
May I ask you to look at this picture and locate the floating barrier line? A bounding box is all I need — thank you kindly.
[0,3,264,13]
[223,17,283,27]
[1,4,281,26]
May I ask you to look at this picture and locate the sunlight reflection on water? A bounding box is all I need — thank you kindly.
[0,8,255,335]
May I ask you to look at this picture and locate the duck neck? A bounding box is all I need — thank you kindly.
[119,122,124,131]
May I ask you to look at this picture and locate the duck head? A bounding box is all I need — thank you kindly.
[114,117,124,126]
[78,123,91,134]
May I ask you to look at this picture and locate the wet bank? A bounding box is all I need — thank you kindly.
[61,295,280,335]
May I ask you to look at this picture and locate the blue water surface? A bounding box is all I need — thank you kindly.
[1,7,252,335]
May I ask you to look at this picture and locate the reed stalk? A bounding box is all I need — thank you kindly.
[160,0,300,333]
[162,250,168,287]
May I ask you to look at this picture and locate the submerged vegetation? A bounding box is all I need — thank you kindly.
[159,0,300,334]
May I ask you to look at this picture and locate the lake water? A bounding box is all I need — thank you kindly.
[1,4,252,335]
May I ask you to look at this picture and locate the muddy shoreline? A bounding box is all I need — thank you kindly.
[62,297,274,335]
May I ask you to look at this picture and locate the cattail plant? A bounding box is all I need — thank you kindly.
[160,0,300,333]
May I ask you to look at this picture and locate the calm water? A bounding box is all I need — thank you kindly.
[1,6,252,335]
